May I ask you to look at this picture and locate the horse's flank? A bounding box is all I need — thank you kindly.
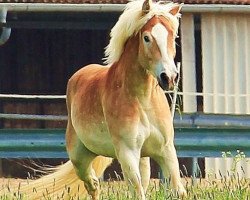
[66,65,115,157]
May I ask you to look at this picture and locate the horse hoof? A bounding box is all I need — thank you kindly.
[178,187,187,198]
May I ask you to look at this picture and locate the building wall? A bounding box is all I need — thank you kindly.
[181,12,250,178]
[201,13,250,178]
[202,13,250,115]
[0,28,109,128]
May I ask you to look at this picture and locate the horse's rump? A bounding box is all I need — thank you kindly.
[67,64,108,118]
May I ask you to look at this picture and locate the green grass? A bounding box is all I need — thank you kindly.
[0,176,249,200]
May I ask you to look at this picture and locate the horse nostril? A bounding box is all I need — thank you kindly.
[158,72,177,90]
[157,72,169,90]
[160,72,169,85]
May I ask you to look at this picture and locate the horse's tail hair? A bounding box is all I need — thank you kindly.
[2,157,112,199]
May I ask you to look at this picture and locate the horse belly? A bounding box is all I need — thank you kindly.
[74,121,116,158]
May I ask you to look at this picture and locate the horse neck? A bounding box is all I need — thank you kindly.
[110,35,157,99]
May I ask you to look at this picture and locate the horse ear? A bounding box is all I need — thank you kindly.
[142,0,152,14]
[169,4,183,16]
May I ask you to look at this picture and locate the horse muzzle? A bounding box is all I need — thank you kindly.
[157,72,177,91]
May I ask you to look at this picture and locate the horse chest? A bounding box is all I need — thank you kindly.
[141,110,173,156]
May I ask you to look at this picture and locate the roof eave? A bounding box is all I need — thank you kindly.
[0,3,250,13]
[183,4,250,13]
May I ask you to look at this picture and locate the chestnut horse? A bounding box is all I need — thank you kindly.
[8,0,186,199]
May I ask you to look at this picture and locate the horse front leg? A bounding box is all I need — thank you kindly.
[154,142,187,197]
[139,157,150,193]
[115,142,146,200]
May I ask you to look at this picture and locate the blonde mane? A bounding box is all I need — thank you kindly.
[104,0,181,65]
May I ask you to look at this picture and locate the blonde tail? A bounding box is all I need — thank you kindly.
[1,156,112,199]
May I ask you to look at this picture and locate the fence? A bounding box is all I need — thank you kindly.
[0,113,250,159]
[1,93,250,178]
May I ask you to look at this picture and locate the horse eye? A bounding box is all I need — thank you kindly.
[143,35,150,43]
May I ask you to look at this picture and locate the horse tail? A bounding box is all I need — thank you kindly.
[3,157,112,199]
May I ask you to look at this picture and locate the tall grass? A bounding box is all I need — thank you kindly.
[98,176,250,200]
[1,151,249,200]
[0,174,249,200]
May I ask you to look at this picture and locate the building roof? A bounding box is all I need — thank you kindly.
[176,0,249,4]
[0,0,249,4]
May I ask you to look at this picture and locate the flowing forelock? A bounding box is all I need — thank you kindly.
[103,0,181,65]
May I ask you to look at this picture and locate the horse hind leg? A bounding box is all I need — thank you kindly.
[69,140,100,199]
[66,124,100,200]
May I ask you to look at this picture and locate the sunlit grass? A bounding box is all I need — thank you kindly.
[1,151,250,200]
[0,175,249,200]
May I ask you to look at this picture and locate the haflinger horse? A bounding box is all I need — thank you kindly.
[5,0,186,199]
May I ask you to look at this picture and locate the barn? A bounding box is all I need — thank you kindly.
[0,0,250,179]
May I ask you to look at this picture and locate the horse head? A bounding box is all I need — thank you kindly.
[139,0,182,90]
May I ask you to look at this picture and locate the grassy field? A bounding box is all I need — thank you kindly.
[0,176,249,200]
[99,177,250,200]
[1,152,249,199]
